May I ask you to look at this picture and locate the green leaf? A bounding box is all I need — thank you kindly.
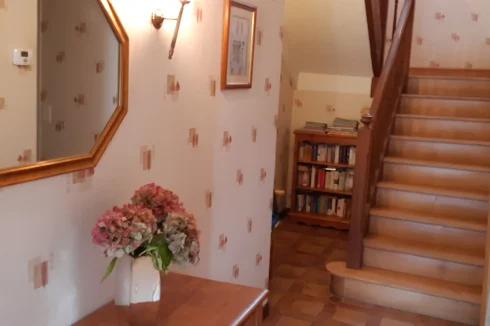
[101,257,118,283]
[156,241,173,271]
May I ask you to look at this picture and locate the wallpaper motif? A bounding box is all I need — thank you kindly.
[387,0,490,69]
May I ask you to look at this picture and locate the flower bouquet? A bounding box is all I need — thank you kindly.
[91,183,200,308]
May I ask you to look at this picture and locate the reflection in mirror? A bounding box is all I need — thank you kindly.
[0,0,120,170]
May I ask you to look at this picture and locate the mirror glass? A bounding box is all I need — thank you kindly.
[0,0,120,169]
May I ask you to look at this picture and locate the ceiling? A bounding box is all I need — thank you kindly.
[283,0,373,81]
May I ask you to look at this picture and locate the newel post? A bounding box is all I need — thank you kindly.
[346,114,374,269]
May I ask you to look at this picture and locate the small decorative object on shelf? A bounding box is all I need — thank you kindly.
[289,129,357,230]
[91,183,200,325]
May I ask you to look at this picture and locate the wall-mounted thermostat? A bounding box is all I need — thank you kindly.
[12,49,33,66]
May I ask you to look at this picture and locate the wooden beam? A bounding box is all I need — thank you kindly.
[365,0,389,78]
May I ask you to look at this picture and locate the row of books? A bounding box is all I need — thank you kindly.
[298,165,354,192]
[299,142,356,165]
[296,193,351,219]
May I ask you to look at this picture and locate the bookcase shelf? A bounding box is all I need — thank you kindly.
[297,160,355,169]
[289,129,357,231]
[288,211,350,230]
[296,186,352,196]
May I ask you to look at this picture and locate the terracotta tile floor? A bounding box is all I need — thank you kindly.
[264,221,466,326]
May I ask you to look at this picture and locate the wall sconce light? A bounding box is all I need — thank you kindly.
[151,0,191,59]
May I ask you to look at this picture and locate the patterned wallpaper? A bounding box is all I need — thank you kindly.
[0,0,37,168]
[39,0,119,160]
[387,0,490,69]
[0,0,284,325]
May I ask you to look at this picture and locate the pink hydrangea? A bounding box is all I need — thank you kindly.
[131,183,185,221]
[91,204,157,258]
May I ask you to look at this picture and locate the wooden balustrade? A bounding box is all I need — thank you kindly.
[347,0,416,269]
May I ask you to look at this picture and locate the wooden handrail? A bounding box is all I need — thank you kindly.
[347,0,416,269]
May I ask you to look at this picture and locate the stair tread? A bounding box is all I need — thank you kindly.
[396,114,490,123]
[363,235,485,267]
[402,93,490,102]
[377,181,488,201]
[384,156,490,173]
[326,261,481,304]
[370,207,487,232]
[390,135,490,147]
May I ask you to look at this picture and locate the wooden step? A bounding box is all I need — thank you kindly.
[393,114,490,142]
[376,187,488,223]
[326,261,480,325]
[363,246,484,286]
[400,94,490,119]
[363,235,485,267]
[384,156,490,173]
[382,159,490,193]
[377,181,488,201]
[369,215,485,251]
[388,135,490,167]
[407,76,490,98]
[370,207,486,232]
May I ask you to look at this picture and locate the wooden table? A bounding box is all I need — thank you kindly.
[74,273,268,326]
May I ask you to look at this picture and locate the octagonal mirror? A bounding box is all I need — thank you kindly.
[0,0,128,187]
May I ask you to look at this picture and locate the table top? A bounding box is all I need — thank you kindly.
[74,272,268,326]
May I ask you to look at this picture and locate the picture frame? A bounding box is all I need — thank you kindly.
[221,0,257,90]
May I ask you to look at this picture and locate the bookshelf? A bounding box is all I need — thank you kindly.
[289,129,357,231]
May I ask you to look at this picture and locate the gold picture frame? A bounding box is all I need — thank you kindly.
[221,0,257,89]
[0,0,129,187]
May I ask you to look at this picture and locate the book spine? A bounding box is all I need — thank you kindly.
[310,166,316,188]
[312,144,317,161]
[333,171,339,190]
[318,169,324,189]
[351,148,356,165]
[306,195,311,213]
[336,198,343,217]
[334,145,340,164]
[338,171,345,191]
[299,143,304,160]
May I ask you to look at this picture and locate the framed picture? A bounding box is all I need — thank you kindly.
[221,0,257,89]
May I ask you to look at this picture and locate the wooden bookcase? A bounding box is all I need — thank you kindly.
[289,129,357,230]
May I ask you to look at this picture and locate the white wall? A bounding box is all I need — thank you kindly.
[0,0,37,168]
[283,0,372,82]
[0,0,284,325]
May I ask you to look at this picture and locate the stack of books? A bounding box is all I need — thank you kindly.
[299,142,356,165]
[326,118,359,134]
[295,193,351,219]
[300,121,328,132]
[297,165,354,192]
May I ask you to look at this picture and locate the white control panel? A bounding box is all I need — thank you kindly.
[12,49,33,66]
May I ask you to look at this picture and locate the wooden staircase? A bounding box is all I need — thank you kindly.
[327,72,490,324]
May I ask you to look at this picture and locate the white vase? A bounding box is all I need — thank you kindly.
[114,256,161,306]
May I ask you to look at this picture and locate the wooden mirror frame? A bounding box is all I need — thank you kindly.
[0,0,129,188]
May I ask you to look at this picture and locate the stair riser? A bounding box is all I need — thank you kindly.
[369,216,486,250]
[407,77,490,98]
[393,117,490,141]
[376,188,488,221]
[388,138,490,167]
[363,247,484,286]
[400,97,490,119]
[383,162,490,193]
[331,276,479,325]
